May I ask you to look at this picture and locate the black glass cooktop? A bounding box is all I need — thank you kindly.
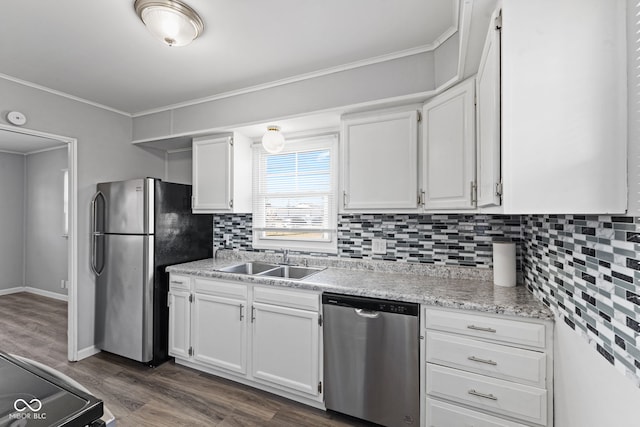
[0,352,103,427]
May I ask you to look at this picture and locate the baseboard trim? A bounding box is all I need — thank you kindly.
[0,286,27,296]
[77,346,101,361]
[0,286,69,302]
[24,287,68,302]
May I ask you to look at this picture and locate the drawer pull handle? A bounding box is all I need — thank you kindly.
[468,356,498,366]
[468,389,498,401]
[170,280,183,285]
[467,325,497,333]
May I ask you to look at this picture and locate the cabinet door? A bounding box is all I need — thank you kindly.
[192,293,247,375]
[251,302,320,397]
[476,9,502,208]
[341,110,419,210]
[422,79,476,210]
[168,289,191,359]
[192,135,232,211]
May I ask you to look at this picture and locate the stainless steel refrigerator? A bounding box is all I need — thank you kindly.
[90,178,212,365]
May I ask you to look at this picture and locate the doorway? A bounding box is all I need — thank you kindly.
[0,124,78,361]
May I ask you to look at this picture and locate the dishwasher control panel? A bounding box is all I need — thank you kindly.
[322,293,419,316]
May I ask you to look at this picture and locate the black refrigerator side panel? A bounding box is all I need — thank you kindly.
[152,180,213,366]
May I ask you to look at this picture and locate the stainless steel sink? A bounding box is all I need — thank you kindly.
[217,261,324,280]
[257,265,324,280]
[217,261,277,275]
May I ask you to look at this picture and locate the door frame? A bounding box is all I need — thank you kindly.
[0,123,79,361]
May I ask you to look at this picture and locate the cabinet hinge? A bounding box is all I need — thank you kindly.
[188,346,193,356]
[496,181,503,198]
[318,381,323,394]
[318,314,323,327]
[189,294,194,303]
[417,110,422,122]
[495,10,502,30]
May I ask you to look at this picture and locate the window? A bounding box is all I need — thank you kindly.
[252,134,338,253]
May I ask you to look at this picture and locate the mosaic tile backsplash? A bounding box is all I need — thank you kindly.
[214,213,522,268]
[523,215,640,386]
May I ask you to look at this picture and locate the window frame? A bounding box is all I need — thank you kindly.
[252,134,339,254]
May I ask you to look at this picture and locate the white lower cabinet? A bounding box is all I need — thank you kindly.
[192,293,247,374]
[168,274,323,407]
[168,276,191,360]
[251,301,320,396]
[423,307,553,427]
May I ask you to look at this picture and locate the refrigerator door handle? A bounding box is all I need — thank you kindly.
[90,191,105,276]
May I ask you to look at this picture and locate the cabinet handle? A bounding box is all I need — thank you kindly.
[470,181,477,205]
[170,280,183,285]
[468,389,498,401]
[343,191,348,208]
[251,306,256,323]
[229,199,234,209]
[418,189,426,207]
[239,304,244,321]
[468,356,498,366]
[467,325,497,333]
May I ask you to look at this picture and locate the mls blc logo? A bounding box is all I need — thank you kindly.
[13,398,42,412]
[10,398,46,421]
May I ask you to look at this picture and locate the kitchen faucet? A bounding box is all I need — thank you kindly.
[282,249,290,265]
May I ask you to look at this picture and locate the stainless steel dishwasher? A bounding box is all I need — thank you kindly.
[323,293,420,427]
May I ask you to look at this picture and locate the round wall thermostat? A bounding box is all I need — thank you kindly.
[6,111,27,126]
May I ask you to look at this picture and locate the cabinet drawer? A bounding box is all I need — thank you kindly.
[426,331,546,387]
[427,398,528,427]
[169,275,191,291]
[194,278,247,300]
[425,309,546,349]
[253,286,319,311]
[426,364,547,426]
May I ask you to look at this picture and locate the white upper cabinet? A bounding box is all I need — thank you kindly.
[341,108,420,211]
[422,78,476,210]
[499,0,627,214]
[475,9,502,208]
[192,133,252,213]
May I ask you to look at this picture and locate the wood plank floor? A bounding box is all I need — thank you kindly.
[0,292,373,426]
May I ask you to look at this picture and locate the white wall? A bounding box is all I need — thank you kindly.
[0,152,25,290]
[25,147,68,296]
[166,149,192,185]
[0,78,166,354]
[554,321,640,427]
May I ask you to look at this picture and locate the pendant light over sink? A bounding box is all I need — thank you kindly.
[134,0,204,47]
[262,126,285,153]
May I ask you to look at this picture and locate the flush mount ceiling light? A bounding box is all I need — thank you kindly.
[262,126,285,153]
[134,0,204,47]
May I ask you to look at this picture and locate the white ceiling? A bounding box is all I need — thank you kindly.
[0,0,458,115]
[0,130,66,155]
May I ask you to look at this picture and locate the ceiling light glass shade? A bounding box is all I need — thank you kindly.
[262,126,285,153]
[134,0,204,47]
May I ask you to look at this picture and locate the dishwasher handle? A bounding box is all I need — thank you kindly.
[354,308,380,319]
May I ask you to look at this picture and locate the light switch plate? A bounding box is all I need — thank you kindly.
[372,238,387,254]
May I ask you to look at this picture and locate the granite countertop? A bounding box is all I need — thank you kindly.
[166,253,553,321]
